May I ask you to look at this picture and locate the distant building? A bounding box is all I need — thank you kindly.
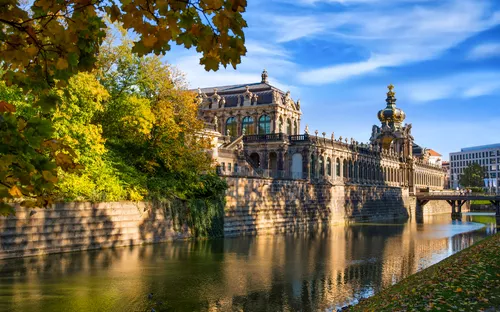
[441,161,450,189]
[449,143,500,192]
[427,149,442,166]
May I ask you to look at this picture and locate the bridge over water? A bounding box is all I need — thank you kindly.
[416,191,500,220]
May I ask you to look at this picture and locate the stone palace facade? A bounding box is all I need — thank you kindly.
[196,70,445,193]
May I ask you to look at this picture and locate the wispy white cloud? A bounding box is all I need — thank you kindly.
[398,71,500,103]
[263,0,500,84]
[467,43,500,60]
[170,40,301,96]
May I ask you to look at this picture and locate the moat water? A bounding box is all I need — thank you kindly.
[0,213,497,312]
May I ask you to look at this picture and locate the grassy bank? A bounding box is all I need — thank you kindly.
[347,233,500,312]
[471,200,493,205]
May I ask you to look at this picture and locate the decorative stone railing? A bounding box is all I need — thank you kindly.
[243,133,287,143]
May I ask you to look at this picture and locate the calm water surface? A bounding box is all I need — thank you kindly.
[0,213,497,312]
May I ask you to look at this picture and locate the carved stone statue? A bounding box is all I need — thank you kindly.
[244,86,253,101]
[304,124,309,134]
[252,94,258,105]
[213,115,218,125]
[296,99,301,110]
[331,132,334,141]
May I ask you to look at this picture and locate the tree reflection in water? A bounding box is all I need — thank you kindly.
[0,213,496,311]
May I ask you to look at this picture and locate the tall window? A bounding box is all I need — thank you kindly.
[327,158,332,176]
[319,156,324,176]
[241,116,254,135]
[336,158,340,177]
[287,118,292,135]
[225,117,237,136]
[294,120,298,135]
[258,115,271,134]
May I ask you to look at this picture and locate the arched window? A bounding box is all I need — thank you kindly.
[258,115,271,134]
[319,156,324,176]
[294,120,298,135]
[241,116,254,135]
[327,158,332,176]
[336,158,341,177]
[225,117,237,136]
[287,118,292,135]
[250,153,260,168]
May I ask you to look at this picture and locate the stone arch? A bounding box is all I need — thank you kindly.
[250,152,260,168]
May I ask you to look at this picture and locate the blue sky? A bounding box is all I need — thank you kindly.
[166,0,500,160]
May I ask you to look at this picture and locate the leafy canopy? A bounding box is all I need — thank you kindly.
[459,163,485,188]
[1,0,248,91]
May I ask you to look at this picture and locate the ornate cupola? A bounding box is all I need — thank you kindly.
[261,69,269,84]
[377,84,406,130]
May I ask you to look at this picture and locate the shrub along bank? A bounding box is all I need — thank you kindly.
[347,233,500,312]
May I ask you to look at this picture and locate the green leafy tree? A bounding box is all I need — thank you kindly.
[459,163,485,188]
[0,83,79,215]
[98,36,215,200]
[1,1,246,213]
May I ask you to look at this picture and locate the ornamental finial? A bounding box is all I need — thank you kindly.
[387,84,395,97]
[261,69,269,83]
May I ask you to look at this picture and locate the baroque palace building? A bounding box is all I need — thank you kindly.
[196,70,445,193]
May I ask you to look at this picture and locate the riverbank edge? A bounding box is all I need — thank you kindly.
[346,231,500,312]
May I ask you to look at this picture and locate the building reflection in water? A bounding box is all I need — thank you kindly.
[0,213,496,312]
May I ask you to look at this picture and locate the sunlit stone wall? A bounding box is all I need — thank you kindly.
[224,177,414,236]
[0,181,458,259]
[0,202,186,260]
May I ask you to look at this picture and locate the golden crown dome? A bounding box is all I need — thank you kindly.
[377,84,406,125]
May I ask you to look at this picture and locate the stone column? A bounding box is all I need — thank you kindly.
[253,113,259,135]
[236,114,242,136]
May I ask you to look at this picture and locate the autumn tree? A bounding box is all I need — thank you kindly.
[1,0,247,90]
[459,163,485,188]
[97,35,217,201]
[0,0,247,213]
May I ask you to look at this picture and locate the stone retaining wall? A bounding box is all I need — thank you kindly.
[0,202,187,260]
[224,177,414,236]
[0,178,458,259]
